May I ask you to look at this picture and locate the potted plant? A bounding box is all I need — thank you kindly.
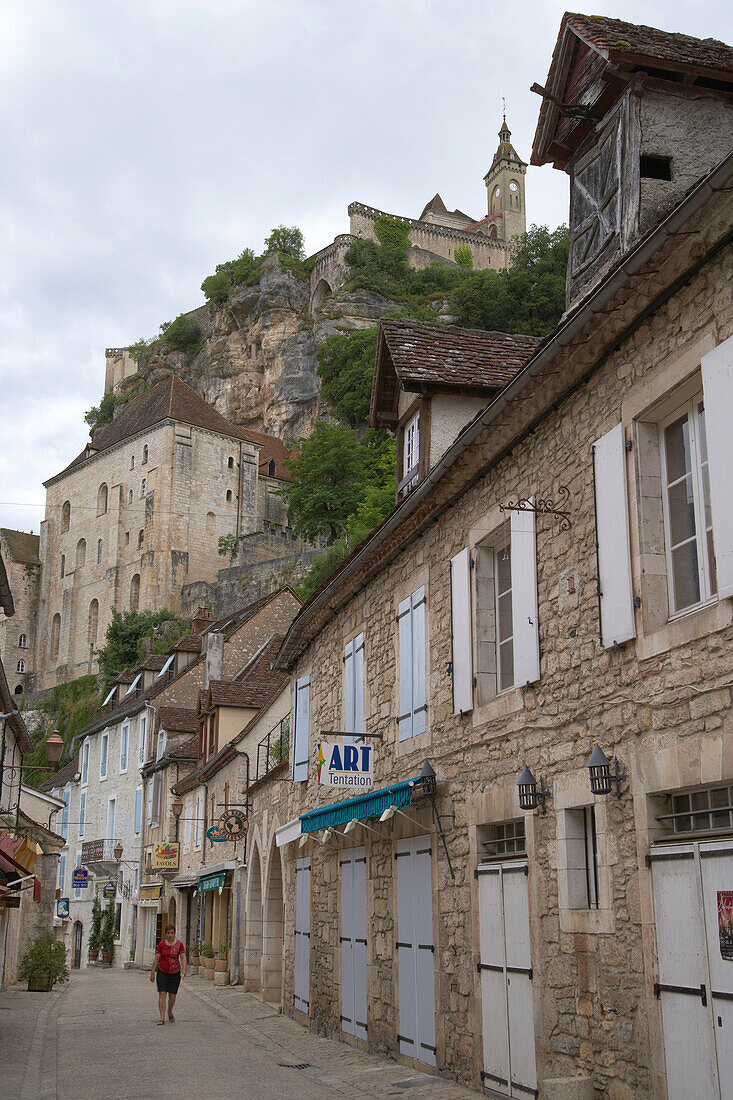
[215,941,229,972]
[189,941,200,974]
[88,895,102,962]
[18,932,69,992]
[100,900,116,964]
[201,941,215,980]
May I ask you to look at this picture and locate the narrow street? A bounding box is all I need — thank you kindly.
[1,971,479,1100]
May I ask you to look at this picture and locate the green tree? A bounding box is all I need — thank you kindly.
[283,423,366,544]
[96,607,179,689]
[23,675,103,788]
[161,314,203,356]
[264,225,304,260]
[450,225,568,336]
[84,390,123,428]
[454,244,473,269]
[316,328,378,426]
[201,271,232,304]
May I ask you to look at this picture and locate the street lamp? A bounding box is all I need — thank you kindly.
[588,744,627,798]
[45,730,64,764]
[113,841,124,862]
[517,765,549,813]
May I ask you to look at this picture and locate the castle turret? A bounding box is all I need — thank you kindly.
[483,114,527,244]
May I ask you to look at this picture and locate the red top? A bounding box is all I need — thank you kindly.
[157,939,185,973]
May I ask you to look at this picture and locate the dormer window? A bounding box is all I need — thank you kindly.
[398,410,421,499]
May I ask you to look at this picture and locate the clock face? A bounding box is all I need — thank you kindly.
[494,186,501,198]
[218,809,249,839]
[509,181,519,192]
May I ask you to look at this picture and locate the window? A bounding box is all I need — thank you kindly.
[640,154,672,180]
[130,574,140,611]
[494,539,514,693]
[137,529,144,549]
[267,458,276,476]
[76,538,86,569]
[88,600,99,646]
[60,554,65,578]
[401,413,420,494]
[16,659,25,673]
[142,444,148,464]
[120,723,129,772]
[397,587,426,741]
[60,787,70,839]
[130,454,135,469]
[146,780,154,825]
[58,853,66,893]
[480,819,526,859]
[134,786,142,836]
[125,531,130,546]
[127,488,133,504]
[107,797,116,841]
[79,791,86,837]
[51,614,61,659]
[292,675,310,781]
[81,740,89,785]
[183,797,192,852]
[152,774,162,825]
[156,729,167,761]
[226,489,233,502]
[658,785,733,837]
[102,685,117,707]
[140,478,146,497]
[13,684,22,696]
[206,511,215,533]
[100,732,109,779]
[228,456,234,469]
[97,538,103,563]
[114,903,121,940]
[660,395,717,614]
[61,500,71,532]
[138,714,147,765]
[125,673,141,697]
[18,634,27,648]
[194,794,203,848]
[564,807,599,910]
[97,483,108,515]
[343,633,364,739]
[158,655,174,680]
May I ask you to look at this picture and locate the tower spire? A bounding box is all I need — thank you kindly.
[499,100,511,144]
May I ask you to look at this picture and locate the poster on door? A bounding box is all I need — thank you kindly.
[718,891,733,960]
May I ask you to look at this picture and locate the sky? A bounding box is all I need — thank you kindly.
[1,0,730,534]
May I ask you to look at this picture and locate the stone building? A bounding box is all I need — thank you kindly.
[229,16,733,1100]
[34,374,296,692]
[0,529,40,701]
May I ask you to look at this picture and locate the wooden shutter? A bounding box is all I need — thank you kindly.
[352,849,368,1040]
[340,846,367,1041]
[397,596,413,741]
[294,857,311,1013]
[593,423,636,647]
[134,788,141,836]
[396,835,436,1067]
[344,638,355,736]
[353,634,364,738]
[341,852,355,1034]
[702,336,733,599]
[146,780,154,825]
[412,589,426,735]
[450,548,473,714]
[511,503,540,685]
[292,676,310,782]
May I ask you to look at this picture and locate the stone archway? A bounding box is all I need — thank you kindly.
[311,278,333,311]
[261,844,284,1003]
[243,843,263,992]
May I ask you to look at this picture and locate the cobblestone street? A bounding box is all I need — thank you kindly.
[1,971,481,1099]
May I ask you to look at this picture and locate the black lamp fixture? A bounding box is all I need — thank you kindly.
[517,765,549,813]
[588,743,627,798]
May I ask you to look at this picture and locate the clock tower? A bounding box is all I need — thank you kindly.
[483,114,527,248]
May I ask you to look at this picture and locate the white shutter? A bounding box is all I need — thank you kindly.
[397,596,413,741]
[396,835,436,1067]
[184,798,192,851]
[511,502,540,684]
[292,676,310,782]
[412,588,426,736]
[78,791,86,837]
[593,424,636,646]
[352,849,368,1041]
[146,780,153,825]
[344,638,355,735]
[353,634,364,738]
[134,788,142,836]
[450,548,473,714]
[702,337,733,600]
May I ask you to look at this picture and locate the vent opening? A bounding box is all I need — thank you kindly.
[640,155,672,181]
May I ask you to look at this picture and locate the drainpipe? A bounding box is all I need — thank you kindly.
[231,749,249,987]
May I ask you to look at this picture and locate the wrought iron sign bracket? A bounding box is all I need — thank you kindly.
[499,486,572,531]
[320,729,383,740]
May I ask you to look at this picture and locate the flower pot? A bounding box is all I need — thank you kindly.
[202,965,214,981]
[190,954,199,966]
[101,951,112,964]
[28,972,53,992]
[215,957,228,972]
[203,956,215,969]
[88,949,99,962]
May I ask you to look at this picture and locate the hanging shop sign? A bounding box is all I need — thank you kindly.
[317,741,374,789]
[56,898,70,919]
[218,809,249,841]
[102,883,116,899]
[199,872,226,893]
[72,867,89,888]
[206,827,227,843]
[151,842,180,871]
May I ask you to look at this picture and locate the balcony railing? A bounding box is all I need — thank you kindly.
[254,715,290,783]
[81,839,121,865]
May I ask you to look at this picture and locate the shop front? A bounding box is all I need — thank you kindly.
[196,862,235,984]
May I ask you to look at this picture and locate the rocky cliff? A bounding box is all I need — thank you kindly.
[134,254,394,444]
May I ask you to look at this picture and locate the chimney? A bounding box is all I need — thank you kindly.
[192,606,214,635]
[204,632,224,689]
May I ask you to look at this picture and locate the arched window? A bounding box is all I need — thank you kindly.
[88,600,99,646]
[267,458,276,476]
[489,224,498,240]
[130,455,135,470]
[128,488,133,504]
[97,483,108,515]
[18,634,27,648]
[51,614,61,659]
[227,457,234,469]
[130,573,140,611]
[225,490,233,503]
[206,511,215,533]
[97,538,103,564]
[61,500,71,532]
[137,529,144,549]
[16,659,25,673]
[142,444,148,464]
[140,478,146,497]
[60,554,65,578]
[75,538,86,569]
[14,684,23,696]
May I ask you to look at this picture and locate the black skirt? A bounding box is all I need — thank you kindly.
[156,970,181,994]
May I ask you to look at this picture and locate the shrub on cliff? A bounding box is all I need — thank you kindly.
[316,328,378,426]
[201,271,232,304]
[96,607,180,689]
[264,225,305,260]
[161,314,203,357]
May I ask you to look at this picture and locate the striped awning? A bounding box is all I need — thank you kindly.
[300,777,421,835]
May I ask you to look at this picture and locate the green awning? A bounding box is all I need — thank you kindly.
[300,777,420,835]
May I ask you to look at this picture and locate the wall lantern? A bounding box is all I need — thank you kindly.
[588,744,627,798]
[46,730,65,764]
[517,765,549,813]
[171,796,184,820]
[113,841,124,862]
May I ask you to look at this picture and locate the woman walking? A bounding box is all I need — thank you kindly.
[150,923,186,1024]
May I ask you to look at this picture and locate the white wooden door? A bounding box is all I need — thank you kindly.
[396,835,436,1067]
[294,857,311,1015]
[340,847,368,1040]
[649,841,733,1100]
[477,861,537,1098]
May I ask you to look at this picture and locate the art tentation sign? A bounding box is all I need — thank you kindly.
[151,842,180,871]
[317,741,374,789]
[718,891,733,961]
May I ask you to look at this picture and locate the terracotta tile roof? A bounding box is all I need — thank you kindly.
[169,736,199,761]
[0,529,40,566]
[115,669,136,685]
[379,320,540,392]
[0,548,12,617]
[173,634,203,653]
[209,634,287,710]
[158,708,200,734]
[138,655,167,672]
[565,13,733,72]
